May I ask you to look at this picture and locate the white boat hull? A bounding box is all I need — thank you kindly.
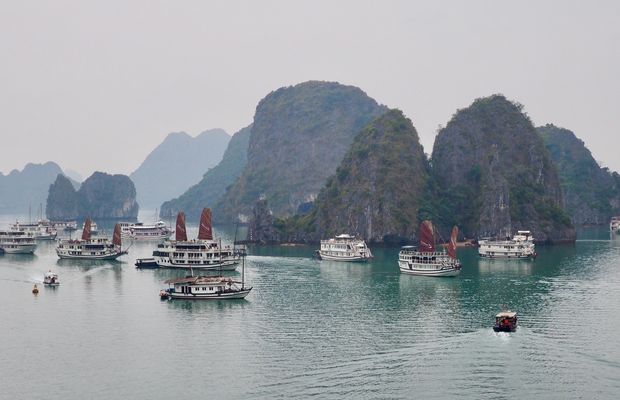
[0,244,37,254]
[168,288,252,300]
[318,251,370,262]
[56,251,126,260]
[398,262,461,277]
[156,259,239,271]
[478,252,534,259]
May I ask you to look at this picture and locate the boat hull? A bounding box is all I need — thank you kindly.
[135,258,159,268]
[317,252,370,262]
[56,251,126,260]
[493,326,517,333]
[156,259,239,271]
[478,253,534,259]
[398,265,461,277]
[0,244,37,254]
[168,288,252,300]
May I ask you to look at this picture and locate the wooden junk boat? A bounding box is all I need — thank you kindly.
[493,311,518,332]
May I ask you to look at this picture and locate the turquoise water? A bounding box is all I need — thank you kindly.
[1,215,619,399]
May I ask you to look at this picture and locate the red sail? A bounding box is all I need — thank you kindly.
[419,220,435,252]
[197,208,213,240]
[448,226,458,259]
[81,218,92,241]
[112,223,122,247]
[175,212,188,242]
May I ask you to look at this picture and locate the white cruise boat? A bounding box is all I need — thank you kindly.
[55,219,126,260]
[124,221,173,241]
[161,275,251,300]
[43,270,60,286]
[152,209,240,270]
[610,217,620,234]
[398,222,462,277]
[317,234,373,261]
[10,221,57,240]
[478,230,536,259]
[0,230,37,254]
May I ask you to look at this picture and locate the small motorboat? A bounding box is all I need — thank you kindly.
[493,311,518,332]
[159,289,171,300]
[135,257,159,269]
[32,284,39,294]
[43,270,60,286]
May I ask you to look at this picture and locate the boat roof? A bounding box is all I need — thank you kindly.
[335,234,353,239]
[401,245,416,249]
[496,311,517,318]
[165,276,240,285]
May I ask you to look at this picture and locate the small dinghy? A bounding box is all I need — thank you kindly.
[493,311,518,332]
[43,270,60,286]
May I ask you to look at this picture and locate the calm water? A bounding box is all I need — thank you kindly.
[1,214,619,399]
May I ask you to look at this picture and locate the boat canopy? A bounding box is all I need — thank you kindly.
[335,234,353,239]
[496,311,517,318]
[400,245,416,249]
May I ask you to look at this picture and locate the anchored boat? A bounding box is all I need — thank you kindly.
[0,230,37,254]
[317,234,373,261]
[55,219,127,260]
[478,231,536,259]
[398,222,462,277]
[151,209,240,270]
[610,216,620,234]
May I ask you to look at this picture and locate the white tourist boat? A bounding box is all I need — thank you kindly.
[122,221,173,241]
[152,209,240,270]
[0,230,37,254]
[610,216,620,234]
[43,270,60,286]
[10,221,57,240]
[317,234,373,261]
[478,230,536,259]
[55,219,126,260]
[398,222,462,277]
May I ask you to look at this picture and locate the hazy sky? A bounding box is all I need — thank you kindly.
[1,0,619,178]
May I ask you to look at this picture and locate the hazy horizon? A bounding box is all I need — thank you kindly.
[2,1,619,177]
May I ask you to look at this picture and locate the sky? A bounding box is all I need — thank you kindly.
[1,0,619,178]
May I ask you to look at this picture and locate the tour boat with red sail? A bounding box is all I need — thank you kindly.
[55,219,127,260]
[145,209,240,270]
[398,221,462,277]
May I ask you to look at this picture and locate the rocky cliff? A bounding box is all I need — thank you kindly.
[46,172,139,219]
[131,129,230,208]
[248,199,281,243]
[276,110,430,243]
[46,174,81,219]
[431,95,575,243]
[539,124,620,225]
[215,81,387,222]
[160,125,251,221]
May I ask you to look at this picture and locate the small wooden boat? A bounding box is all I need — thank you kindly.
[135,257,159,269]
[32,284,39,294]
[493,311,518,332]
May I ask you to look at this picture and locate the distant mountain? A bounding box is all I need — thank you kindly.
[215,81,387,221]
[160,125,251,221]
[431,95,575,243]
[538,124,620,225]
[0,161,73,215]
[130,129,230,208]
[272,109,430,244]
[46,172,139,220]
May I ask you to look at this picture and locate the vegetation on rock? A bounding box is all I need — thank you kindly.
[215,81,387,222]
[46,172,139,219]
[431,95,574,242]
[160,126,251,221]
[538,124,620,225]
